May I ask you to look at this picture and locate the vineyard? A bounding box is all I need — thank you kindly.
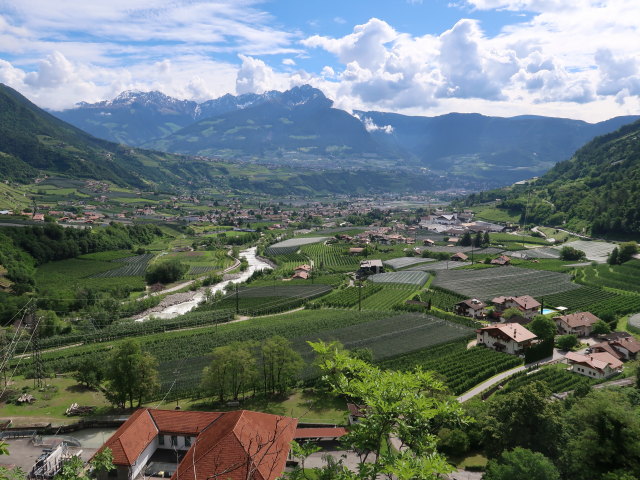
[577,260,640,294]
[369,271,429,286]
[542,286,619,311]
[433,266,580,300]
[265,237,329,256]
[358,285,419,310]
[421,287,467,311]
[188,265,218,275]
[380,340,523,395]
[384,257,435,270]
[300,243,361,272]
[91,254,154,278]
[317,284,382,308]
[510,247,560,259]
[495,365,597,396]
[588,294,640,318]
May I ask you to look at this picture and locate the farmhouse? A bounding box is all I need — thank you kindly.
[93,408,297,480]
[564,352,623,379]
[490,255,511,266]
[349,247,364,255]
[554,311,601,337]
[592,334,640,360]
[454,299,487,319]
[450,252,468,261]
[492,295,541,320]
[294,264,312,274]
[358,259,384,276]
[476,323,537,355]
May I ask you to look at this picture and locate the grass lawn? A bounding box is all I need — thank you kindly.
[179,389,347,424]
[472,205,521,224]
[0,375,111,426]
[454,452,488,471]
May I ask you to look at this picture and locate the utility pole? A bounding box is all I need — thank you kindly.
[235,284,239,315]
[358,280,362,312]
[27,304,44,389]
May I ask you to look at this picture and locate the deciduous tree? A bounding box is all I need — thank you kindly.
[484,447,560,480]
[105,339,159,408]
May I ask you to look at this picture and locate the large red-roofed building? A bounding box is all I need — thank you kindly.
[93,409,297,480]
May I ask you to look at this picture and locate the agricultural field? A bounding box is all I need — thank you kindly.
[556,240,617,263]
[432,266,580,300]
[369,271,429,286]
[421,246,504,254]
[471,205,522,224]
[265,237,329,255]
[300,243,361,272]
[421,287,467,311]
[358,285,419,310]
[35,252,146,298]
[495,364,597,396]
[542,286,619,311]
[406,260,471,271]
[576,260,640,293]
[384,257,435,270]
[510,247,561,259]
[162,249,233,277]
[317,284,383,308]
[380,340,523,395]
[91,254,154,278]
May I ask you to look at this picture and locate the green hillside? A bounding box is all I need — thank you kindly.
[462,119,640,235]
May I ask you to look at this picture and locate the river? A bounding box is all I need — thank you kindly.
[136,247,272,321]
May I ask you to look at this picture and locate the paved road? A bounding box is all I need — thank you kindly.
[456,365,527,402]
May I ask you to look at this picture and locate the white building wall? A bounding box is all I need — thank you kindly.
[131,437,159,479]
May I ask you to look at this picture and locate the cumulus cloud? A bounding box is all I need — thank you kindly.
[360,115,394,134]
[236,54,289,94]
[595,49,640,97]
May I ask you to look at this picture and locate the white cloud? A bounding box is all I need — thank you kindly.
[359,115,394,134]
[282,58,296,66]
[236,54,289,94]
[595,49,640,97]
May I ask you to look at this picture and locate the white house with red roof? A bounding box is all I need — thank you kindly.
[554,311,601,337]
[564,351,623,379]
[476,322,538,355]
[93,409,297,480]
[492,295,541,320]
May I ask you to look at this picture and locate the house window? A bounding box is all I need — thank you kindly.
[158,435,165,446]
[185,436,191,447]
[171,435,178,447]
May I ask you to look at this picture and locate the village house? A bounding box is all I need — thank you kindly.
[564,351,623,379]
[592,332,640,360]
[554,311,601,337]
[476,323,538,355]
[93,409,298,480]
[492,295,541,320]
[358,259,384,276]
[454,299,487,319]
[490,255,511,266]
[292,264,311,280]
[450,252,468,262]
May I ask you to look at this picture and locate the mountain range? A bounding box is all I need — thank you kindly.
[53,85,639,185]
[0,83,448,196]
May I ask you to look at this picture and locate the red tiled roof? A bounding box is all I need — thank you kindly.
[554,311,600,328]
[96,409,158,466]
[294,427,347,439]
[150,409,224,435]
[173,410,297,480]
[479,322,537,343]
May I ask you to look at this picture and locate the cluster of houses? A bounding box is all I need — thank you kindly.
[456,294,639,380]
[418,210,514,236]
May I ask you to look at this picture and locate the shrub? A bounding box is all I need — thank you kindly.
[145,259,188,285]
[557,334,579,351]
[559,246,586,261]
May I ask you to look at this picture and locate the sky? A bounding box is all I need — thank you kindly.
[0,0,639,121]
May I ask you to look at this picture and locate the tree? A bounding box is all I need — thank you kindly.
[145,259,188,285]
[608,247,619,265]
[261,336,303,396]
[557,334,579,351]
[473,231,483,248]
[53,448,114,480]
[501,307,522,320]
[460,232,472,247]
[481,381,564,459]
[483,231,491,247]
[104,339,159,408]
[73,356,104,389]
[560,390,640,479]
[308,340,466,480]
[201,341,257,403]
[527,315,557,341]
[591,319,611,335]
[484,448,560,480]
[559,246,586,261]
[618,241,639,263]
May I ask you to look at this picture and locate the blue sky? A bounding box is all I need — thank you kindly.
[0,0,638,121]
